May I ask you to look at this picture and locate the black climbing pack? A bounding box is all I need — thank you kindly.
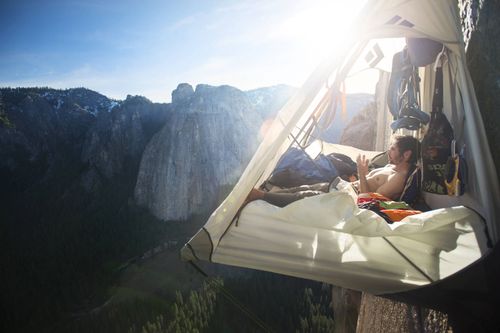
[421,65,454,194]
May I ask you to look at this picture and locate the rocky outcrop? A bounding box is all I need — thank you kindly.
[134,84,263,220]
[339,101,377,150]
[81,95,169,191]
[460,0,500,181]
[171,83,194,106]
[356,294,451,333]
[0,88,96,193]
[319,94,375,144]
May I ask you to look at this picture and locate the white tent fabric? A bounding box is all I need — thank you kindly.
[214,186,487,294]
[181,0,500,294]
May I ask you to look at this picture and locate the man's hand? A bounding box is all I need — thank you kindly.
[356,154,370,194]
[356,154,369,178]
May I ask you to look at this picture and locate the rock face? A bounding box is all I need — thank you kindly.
[460,0,500,181]
[134,84,265,220]
[0,88,99,195]
[0,88,169,201]
[319,94,375,144]
[356,293,452,333]
[81,95,169,191]
[339,101,377,150]
[171,83,194,105]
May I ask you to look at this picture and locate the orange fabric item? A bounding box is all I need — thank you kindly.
[380,209,422,222]
[357,192,391,204]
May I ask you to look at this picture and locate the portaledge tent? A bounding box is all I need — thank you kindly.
[181,0,500,297]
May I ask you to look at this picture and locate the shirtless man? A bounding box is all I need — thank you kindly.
[355,135,417,200]
[246,135,419,207]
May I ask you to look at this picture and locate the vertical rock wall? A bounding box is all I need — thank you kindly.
[356,294,451,333]
[134,84,261,221]
[460,0,500,179]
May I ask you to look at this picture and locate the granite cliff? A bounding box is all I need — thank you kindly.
[134,84,265,220]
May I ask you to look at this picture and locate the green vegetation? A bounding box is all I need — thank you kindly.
[0,109,12,127]
[205,271,335,333]
[0,92,13,127]
[58,263,334,333]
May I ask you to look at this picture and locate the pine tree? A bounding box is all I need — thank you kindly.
[0,91,13,127]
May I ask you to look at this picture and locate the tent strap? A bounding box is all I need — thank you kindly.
[382,237,434,283]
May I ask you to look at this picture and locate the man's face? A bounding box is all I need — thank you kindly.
[388,142,404,165]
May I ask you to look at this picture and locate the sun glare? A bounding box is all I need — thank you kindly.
[259,0,368,90]
[281,0,407,95]
[278,1,367,62]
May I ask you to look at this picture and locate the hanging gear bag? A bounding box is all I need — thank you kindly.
[421,66,454,194]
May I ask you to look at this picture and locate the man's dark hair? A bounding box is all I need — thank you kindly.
[394,135,420,165]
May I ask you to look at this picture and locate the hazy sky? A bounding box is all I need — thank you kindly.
[0,0,366,102]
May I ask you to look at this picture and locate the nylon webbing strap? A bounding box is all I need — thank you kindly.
[432,66,443,113]
[189,260,209,277]
[447,62,464,143]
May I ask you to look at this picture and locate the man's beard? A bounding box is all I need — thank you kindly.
[389,154,404,165]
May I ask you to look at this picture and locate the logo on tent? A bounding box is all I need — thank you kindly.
[385,15,414,27]
[365,43,384,68]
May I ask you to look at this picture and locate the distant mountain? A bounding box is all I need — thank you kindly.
[0,88,168,211]
[245,84,297,119]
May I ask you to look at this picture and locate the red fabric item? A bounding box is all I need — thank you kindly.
[380,209,422,222]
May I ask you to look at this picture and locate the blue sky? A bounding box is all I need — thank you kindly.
[0,0,366,102]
